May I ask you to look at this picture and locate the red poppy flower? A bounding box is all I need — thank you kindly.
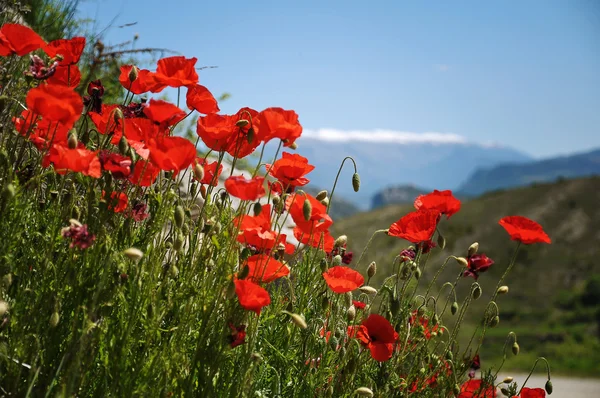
[414,189,461,219]
[266,152,314,188]
[499,216,551,245]
[225,107,261,158]
[286,192,332,234]
[255,107,303,147]
[42,144,101,178]
[234,204,288,251]
[196,113,238,152]
[128,160,160,187]
[0,23,46,56]
[194,158,223,186]
[154,56,199,89]
[458,379,496,398]
[147,136,196,174]
[119,65,162,94]
[463,254,494,280]
[352,300,366,310]
[417,239,437,254]
[43,37,86,65]
[227,323,247,348]
[355,314,399,362]
[99,151,132,179]
[13,109,70,149]
[322,266,364,293]
[26,84,83,129]
[244,254,290,283]
[234,279,271,315]
[186,84,219,114]
[388,209,438,244]
[143,98,186,127]
[102,191,128,213]
[294,227,334,252]
[46,64,81,88]
[225,175,266,201]
[512,388,545,398]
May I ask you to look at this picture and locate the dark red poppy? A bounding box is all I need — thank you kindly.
[512,388,545,398]
[499,216,551,245]
[99,151,132,179]
[388,209,438,244]
[234,279,271,315]
[143,98,186,127]
[227,323,247,348]
[463,254,494,280]
[129,202,150,222]
[294,227,334,252]
[399,247,417,261]
[266,152,314,188]
[61,220,95,249]
[119,65,162,94]
[194,158,223,186]
[286,192,332,234]
[0,23,46,56]
[26,55,58,80]
[186,84,219,114]
[254,107,302,147]
[147,135,196,174]
[154,56,199,89]
[458,379,496,398]
[42,144,101,178]
[414,189,461,219]
[26,84,83,129]
[468,354,481,379]
[244,254,289,283]
[47,64,81,88]
[322,266,364,293]
[355,314,399,362]
[43,37,86,65]
[352,300,366,310]
[128,160,160,187]
[225,175,266,201]
[102,191,128,213]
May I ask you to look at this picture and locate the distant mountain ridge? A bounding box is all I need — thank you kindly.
[458,148,600,196]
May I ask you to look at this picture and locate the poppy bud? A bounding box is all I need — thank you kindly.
[118,136,129,155]
[253,202,262,216]
[49,311,60,327]
[302,198,312,221]
[321,296,329,311]
[67,129,78,149]
[173,234,184,251]
[354,387,373,397]
[320,197,329,207]
[124,247,144,262]
[455,257,468,267]
[287,312,307,329]
[174,205,185,229]
[320,257,328,272]
[451,301,459,315]
[445,350,453,361]
[468,242,479,257]
[453,384,461,396]
[502,376,513,383]
[169,265,179,278]
[332,255,342,266]
[359,286,377,295]
[344,292,353,308]
[501,388,510,396]
[437,233,446,250]
[112,107,124,124]
[367,261,377,278]
[251,352,263,363]
[497,286,509,295]
[512,342,520,356]
[246,127,255,144]
[193,163,205,182]
[288,141,298,150]
[414,266,422,280]
[0,301,8,317]
[352,173,360,192]
[2,183,15,202]
[545,380,553,394]
[391,297,400,316]
[347,305,356,321]
[200,184,207,199]
[128,65,139,82]
[472,284,482,300]
[489,315,500,328]
[316,190,328,201]
[329,335,339,350]
[334,234,347,247]
[236,119,249,128]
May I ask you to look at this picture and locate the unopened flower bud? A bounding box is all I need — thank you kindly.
[354,387,373,397]
[49,311,60,327]
[246,127,255,144]
[302,198,312,221]
[489,315,500,328]
[287,312,307,329]
[67,129,78,149]
[320,197,329,207]
[453,384,461,396]
[501,388,510,396]
[502,376,513,384]
[414,266,422,280]
[118,136,129,154]
[451,301,459,315]
[468,242,479,257]
[472,284,482,300]
[545,380,553,395]
[193,163,205,181]
[288,141,298,150]
[316,190,328,201]
[344,292,353,307]
[174,205,185,228]
[0,301,8,317]
[112,107,124,124]
[347,305,356,321]
[367,261,377,278]
[455,257,468,267]
[128,65,139,82]
[512,342,520,356]
[437,233,446,250]
[390,297,400,316]
[236,119,249,128]
[124,247,144,261]
[200,184,207,199]
[352,173,360,192]
[334,234,347,247]
[359,286,377,295]
[332,255,342,266]
[320,257,328,272]
[497,286,509,295]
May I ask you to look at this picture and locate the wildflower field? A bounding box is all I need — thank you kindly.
[0,16,557,398]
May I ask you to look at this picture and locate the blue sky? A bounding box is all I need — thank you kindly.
[78,0,600,158]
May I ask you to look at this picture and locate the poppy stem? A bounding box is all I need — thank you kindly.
[491,242,522,302]
[327,156,357,214]
[354,229,388,270]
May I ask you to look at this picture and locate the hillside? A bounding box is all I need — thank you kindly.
[332,176,600,376]
[458,148,600,196]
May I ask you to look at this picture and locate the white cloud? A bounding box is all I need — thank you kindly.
[301,128,468,144]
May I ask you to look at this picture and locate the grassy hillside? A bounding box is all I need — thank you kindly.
[333,176,600,376]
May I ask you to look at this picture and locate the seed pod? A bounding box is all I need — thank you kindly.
[316,190,328,201]
[497,286,509,295]
[174,205,185,228]
[352,173,361,192]
[367,261,377,278]
[451,301,459,315]
[545,380,553,395]
[253,202,262,216]
[302,198,312,221]
[354,387,373,397]
[468,242,479,257]
[437,233,446,250]
[512,342,520,356]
